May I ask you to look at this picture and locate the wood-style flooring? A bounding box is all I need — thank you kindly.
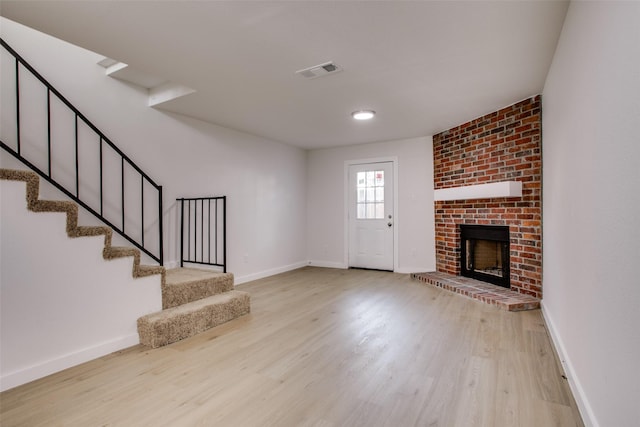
[0,267,583,426]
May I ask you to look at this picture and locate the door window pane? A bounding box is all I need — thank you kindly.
[366,171,375,187]
[375,203,384,218]
[366,188,375,202]
[356,170,385,219]
[357,172,366,187]
[357,204,366,219]
[357,188,366,203]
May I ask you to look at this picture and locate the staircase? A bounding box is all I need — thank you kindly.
[138,268,250,348]
[1,169,250,349]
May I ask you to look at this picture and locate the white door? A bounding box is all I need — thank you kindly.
[348,162,394,271]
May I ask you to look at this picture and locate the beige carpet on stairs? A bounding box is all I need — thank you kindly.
[0,168,165,279]
[1,168,251,349]
[138,267,250,348]
[137,288,250,348]
[163,268,235,309]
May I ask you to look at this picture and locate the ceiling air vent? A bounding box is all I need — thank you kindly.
[295,61,343,79]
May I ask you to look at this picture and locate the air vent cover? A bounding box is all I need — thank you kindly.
[296,61,343,79]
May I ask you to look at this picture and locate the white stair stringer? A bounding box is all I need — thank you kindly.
[0,177,163,391]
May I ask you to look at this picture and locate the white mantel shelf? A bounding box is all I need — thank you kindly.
[434,181,522,201]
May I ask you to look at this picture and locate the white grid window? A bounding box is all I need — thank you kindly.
[356,170,384,219]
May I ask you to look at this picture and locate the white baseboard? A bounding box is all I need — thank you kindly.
[307,260,348,269]
[234,261,308,285]
[0,334,140,392]
[306,262,434,274]
[540,301,599,427]
[394,266,435,274]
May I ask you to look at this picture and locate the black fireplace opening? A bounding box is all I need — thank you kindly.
[460,225,510,288]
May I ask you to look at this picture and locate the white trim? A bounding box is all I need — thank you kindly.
[344,157,399,271]
[0,334,140,392]
[540,301,599,427]
[307,260,348,269]
[234,261,307,285]
[394,267,435,274]
[434,181,522,201]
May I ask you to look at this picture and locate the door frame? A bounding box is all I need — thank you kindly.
[344,156,399,271]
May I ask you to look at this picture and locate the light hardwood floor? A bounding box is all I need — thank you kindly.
[0,267,583,426]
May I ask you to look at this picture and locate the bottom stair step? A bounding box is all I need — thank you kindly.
[137,290,250,348]
[163,268,234,309]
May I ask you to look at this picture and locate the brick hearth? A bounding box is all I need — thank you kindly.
[411,272,540,311]
[433,96,542,298]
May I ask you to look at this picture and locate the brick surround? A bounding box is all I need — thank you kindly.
[433,96,542,298]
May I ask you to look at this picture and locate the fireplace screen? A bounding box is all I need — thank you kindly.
[460,225,510,288]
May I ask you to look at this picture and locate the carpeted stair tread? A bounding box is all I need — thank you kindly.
[3,169,249,348]
[135,265,166,278]
[70,226,111,238]
[2,169,165,283]
[163,268,234,309]
[137,290,251,348]
[103,246,139,260]
[31,199,76,213]
[164,267,230,285]
[0,169,38,181]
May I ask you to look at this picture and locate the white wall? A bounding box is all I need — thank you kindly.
[541,2,640,426]
[307,137,435,273]
[0,179,162,391]
[0,18,308,282]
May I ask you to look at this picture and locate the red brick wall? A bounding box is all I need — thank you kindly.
[433,96,542,297]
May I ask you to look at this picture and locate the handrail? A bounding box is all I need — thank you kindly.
[0,38,163,265]
[177,196,227,272]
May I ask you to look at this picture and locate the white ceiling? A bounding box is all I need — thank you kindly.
[0,1,569,149]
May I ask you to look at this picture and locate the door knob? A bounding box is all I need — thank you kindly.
[388,222,393,227]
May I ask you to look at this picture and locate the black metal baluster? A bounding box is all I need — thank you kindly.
[141,175,145,247]
[158,186,163,266]
[121,157,125,232]
[193,200,197,263]
[223,196,227,272]
[188,200,191,262]
[201,199,204,263]
[15,58,21,154]
[75,115,79,197]
[47,89,51,177]
[208,199,211,265]
[214,199,218,264]
[178,199,183,268]
[99,138,103,215]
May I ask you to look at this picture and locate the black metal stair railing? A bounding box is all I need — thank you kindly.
[177,197,226,273]
[0,38,163,265]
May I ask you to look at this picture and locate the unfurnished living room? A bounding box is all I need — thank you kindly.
[0,1,638,426]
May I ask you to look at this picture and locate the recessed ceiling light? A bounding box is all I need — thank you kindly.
[351,110,376,120]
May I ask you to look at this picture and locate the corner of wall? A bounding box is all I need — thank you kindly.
[540,301,598,427]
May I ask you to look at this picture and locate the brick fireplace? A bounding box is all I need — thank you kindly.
[433,96,542,298]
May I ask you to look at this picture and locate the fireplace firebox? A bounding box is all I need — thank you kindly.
[460,225,510,288]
